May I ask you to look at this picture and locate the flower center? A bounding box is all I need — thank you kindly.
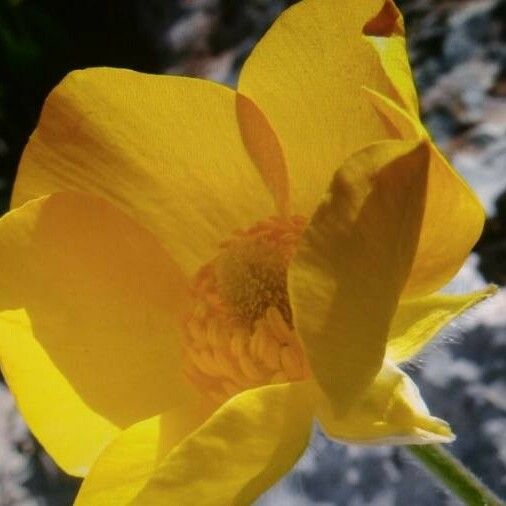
[183,216,311,402]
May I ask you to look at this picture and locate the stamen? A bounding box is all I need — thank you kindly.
[183,216,311,401]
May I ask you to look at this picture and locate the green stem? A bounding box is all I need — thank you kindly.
[407,445,504,505]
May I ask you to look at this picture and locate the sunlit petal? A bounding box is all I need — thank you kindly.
[239,0,414,216]
[12,69,288,275]
[76,383,313,505]
[0,309,118,476]
[387,287,496,363]
[74,401,212,505]
[132,383,314,505]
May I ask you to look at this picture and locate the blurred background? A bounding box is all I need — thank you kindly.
[0,0,505,504]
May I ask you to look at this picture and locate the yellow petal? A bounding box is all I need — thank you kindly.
[75,415,161,506]
[0,309,118,476]
[0,192,200,471]
[318,362,454,445]
[362,0,404,38]
[131,383,314,506]
[236,93,290,217]
[74,402,211,505]
[363,0,419,117]
[365,89,486,296]
[364,86,424,138]
[238,0,414,216]
[12,68,285,275]
[405,149,485,296]
[387,287,497,363]
[289,140,430,414]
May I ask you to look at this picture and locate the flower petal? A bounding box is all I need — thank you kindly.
[132,383,314,506]
[76,383,313,505]
[289,140,430,414]
[74,415,161,506]
[318,361,454,445]
[387,287,496,363]
[0,192,201,470]
[363,86,424,138]
[366,89,486,296]
[74,402,211,505]
[235,93,290,217]
[363,0,419,117]
[0,309,118,476]
[238,0,414,215]
[12,68,286,275]
[363,0,404,38]
[405,149,485,296]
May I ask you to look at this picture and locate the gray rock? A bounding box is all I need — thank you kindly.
[443,0,499,66]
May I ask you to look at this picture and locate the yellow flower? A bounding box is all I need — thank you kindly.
[0,0,492,504]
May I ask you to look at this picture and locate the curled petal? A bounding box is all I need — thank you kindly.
[317,362,454,445]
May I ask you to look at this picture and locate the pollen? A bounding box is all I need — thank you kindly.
[182,216,311,402]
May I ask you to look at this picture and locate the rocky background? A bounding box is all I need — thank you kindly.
[0,0,505,504]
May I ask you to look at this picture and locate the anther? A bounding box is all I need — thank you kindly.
[182,216,311,402]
